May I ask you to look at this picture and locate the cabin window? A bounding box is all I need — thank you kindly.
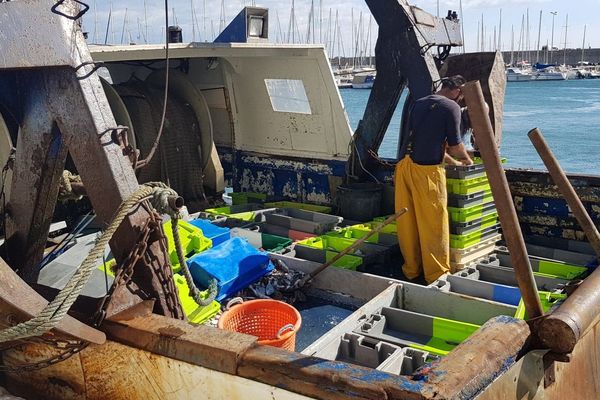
[264,79,312,114]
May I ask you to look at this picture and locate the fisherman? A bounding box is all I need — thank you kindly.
[395,75,473,284]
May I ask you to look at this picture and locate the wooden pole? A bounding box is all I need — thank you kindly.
[462,81,543,319]
[529,127,600,353]
[300,208,407,285]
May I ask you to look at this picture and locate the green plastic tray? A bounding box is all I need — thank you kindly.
[264,201,332,214]
[230,192,267,205]
[447,176,491,195]
[204,204,265,222]
[450,212,498,235]
[450,224,500,249]
[163,219,212,273]
[448,202,497,223]
[514,291,567,320]
[173,274,220,324]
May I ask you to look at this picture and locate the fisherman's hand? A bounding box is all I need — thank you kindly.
[460,158,474,166]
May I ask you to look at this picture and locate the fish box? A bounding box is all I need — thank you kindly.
[295,236,394,267]
[450,224,501,249]
[445,163,487,180]
[311,332,435,376]
[265,208,343,235]
[230,191,267,205]
[163,219,212,273]
[204,204,276,222]
[447,190,494,208]
[447,176,491,195]
[188,219,231,246]
[230,227,293,253]
[355,307,480,356]
[324,225,398,246]
[264,201,332,214]
[495,252,588,280]
[173,273,221,324]
[449,212,498,235]
[448,202,497,223]
[188,237,274,301]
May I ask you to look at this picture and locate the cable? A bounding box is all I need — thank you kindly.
[136,0,170,170]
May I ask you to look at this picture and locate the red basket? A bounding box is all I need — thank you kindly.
[218,299,301,351]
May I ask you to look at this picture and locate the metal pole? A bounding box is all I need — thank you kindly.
[528,127,600,353]
[462,81,543,319]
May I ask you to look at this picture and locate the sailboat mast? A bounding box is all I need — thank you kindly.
[191,0,196,42]
[581,25,587,64]
[143,0,148,43]
[459,0,465,53]
[510,25,514,66]
[563,14,568,66]
[498,9,502,51]
[120,7,128,44]
[104,3,112,45]
[536,10,542,64]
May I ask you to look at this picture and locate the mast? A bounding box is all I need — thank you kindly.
[93,0,98,43]
[476,20,480,52]
[143,0,148,44]
[550,11,557,64]
[563,14,568,66]
[351,8,355,69]
[104,3,112,45]
[219,0,226,33]
[526,9,530,65]
[367,15,372,67]
[459,0,465,53]
[536,10,542,64]
[498,9,502,51]
[120,7,128,44]
[581,24,587,64]
[191,0,196,42]
[510,25,514,66]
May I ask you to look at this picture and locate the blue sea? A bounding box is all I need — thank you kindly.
[340,79,600,174]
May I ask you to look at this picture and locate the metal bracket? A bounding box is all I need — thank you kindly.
[50,0,89,20]
[543,351,571,388]
[108,126,138,165]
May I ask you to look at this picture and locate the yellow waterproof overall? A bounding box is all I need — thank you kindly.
[394,156,450,283]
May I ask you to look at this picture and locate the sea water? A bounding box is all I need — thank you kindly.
[340,79,600,174]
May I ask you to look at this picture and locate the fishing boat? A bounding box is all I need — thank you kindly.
[1,1,600,399]
[531,64,567,81]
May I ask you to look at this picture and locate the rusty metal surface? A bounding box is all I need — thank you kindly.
[0,0,83,69]
[463,81,543,319]
[441,51,506,145]
[4,72,69,280]
[0,257,105,345]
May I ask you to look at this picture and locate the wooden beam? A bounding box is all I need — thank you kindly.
[102,312,257,375]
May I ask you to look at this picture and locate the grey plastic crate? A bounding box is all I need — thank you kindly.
[445,164,486,179]
[468,262,569,292]
[450,215,499,235]
[447,190,493,208]
[293,240,394,267]
[265,208,343,234]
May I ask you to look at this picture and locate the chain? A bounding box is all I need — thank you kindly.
[0,211,159,372]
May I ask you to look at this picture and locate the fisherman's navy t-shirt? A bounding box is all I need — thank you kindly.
[400,94,462,165]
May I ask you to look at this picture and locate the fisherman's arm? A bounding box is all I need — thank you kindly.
[447,143,473,165]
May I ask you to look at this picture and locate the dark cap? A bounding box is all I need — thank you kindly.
[441,75,466,89]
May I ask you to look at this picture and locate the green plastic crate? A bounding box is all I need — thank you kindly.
[264,201,332,214]
[448,202,497,223]
[325,225,397,246]
[369,218,399,235]
[298,236,358,252]
[230,192,267,205]
[447,176,491,195]
[450,224,500,249]
[261,233,293,252]
[536,260,587,280]
[514,291,567,320]
[173,273,220,324]
[163,219,212,273]
[450,212,498,235]
[204,204,265,222]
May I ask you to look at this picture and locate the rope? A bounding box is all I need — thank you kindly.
[143,182,217,306]
[0,185,155,344]
[58,171,83,203]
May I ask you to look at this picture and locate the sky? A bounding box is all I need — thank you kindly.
[82,0,600,57]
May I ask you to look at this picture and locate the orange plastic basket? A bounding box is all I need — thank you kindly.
[218,299,302,351]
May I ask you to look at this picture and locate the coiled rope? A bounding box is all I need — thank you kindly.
[0,182,215,344]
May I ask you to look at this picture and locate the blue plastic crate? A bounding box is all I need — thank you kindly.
[188,237,274,301]
[189,219,231,246]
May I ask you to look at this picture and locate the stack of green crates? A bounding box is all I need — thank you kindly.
[446,163,501,264]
